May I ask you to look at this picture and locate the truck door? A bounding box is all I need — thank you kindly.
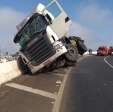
[46,0,71,38]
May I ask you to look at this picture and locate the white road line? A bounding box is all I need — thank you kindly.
[104,56,113,69]
[52,67,72,112]
[6,83,57,99]
[52,56,88,112]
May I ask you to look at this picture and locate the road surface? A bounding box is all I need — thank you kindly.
[0,64,72,112]
[0,55,113,112]
[61,56,113,112]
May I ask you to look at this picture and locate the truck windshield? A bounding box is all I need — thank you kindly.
[47,2,61,17]
[16,15,47,47]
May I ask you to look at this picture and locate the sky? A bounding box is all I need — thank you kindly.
[0,0,113,54]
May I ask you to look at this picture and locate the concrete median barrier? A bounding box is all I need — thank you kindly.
[0,61,21,85]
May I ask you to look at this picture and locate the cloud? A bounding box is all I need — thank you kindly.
[69,3,113,49]
[68,21,92,39]
[0,7,25,54]
[0,3,113,53]
[77,4,113,28]
[68,21,97,49]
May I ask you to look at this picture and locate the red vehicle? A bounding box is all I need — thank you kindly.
[97,46,108,56]
[108,46,113,55]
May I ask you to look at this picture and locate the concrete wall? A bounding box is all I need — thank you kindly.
[0,61,21,85]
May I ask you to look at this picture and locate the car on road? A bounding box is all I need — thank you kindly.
[97,46,108,56]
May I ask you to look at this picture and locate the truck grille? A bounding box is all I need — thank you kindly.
[22,33,56,66]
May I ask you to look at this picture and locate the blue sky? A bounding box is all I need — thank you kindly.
[0,0,113,53]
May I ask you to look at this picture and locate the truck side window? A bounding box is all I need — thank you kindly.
[47,2,61,17]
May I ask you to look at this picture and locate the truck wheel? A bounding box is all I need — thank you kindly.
[17,56,31,75]
[65,45,78,63]
[77,41,87,55]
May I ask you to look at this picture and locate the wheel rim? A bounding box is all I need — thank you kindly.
[68,47,76,57]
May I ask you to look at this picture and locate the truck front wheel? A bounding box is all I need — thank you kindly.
[64,44,78,64]
[17,56,31,75]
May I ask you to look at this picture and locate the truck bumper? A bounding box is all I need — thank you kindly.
[28,45,67,74]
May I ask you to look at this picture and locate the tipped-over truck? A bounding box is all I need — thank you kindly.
[14,0,87,74]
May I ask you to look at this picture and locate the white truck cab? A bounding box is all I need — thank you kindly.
[14,0,78,74]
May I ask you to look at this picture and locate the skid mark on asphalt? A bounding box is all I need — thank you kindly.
[6,83,57,99]
[104,56,113,69]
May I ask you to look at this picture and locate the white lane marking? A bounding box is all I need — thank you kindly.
[6,83,57,99]
[52,67,72,112]
[52,56,88,112]
[104,56,113,69]
[56,80,62,84]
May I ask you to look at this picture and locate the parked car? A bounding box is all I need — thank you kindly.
[97,46,108,56]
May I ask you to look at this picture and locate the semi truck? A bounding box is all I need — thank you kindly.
[14,0,87,74]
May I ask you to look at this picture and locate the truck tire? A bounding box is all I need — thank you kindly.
[65,44,78,63]
[17,56,31,75]
[77,41,87,55]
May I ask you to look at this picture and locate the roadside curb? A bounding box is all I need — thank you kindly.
[104,56,113,69]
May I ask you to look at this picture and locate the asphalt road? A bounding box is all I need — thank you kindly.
[0,55,113,112]
[61,55,113,112]
[0,65,71,112]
